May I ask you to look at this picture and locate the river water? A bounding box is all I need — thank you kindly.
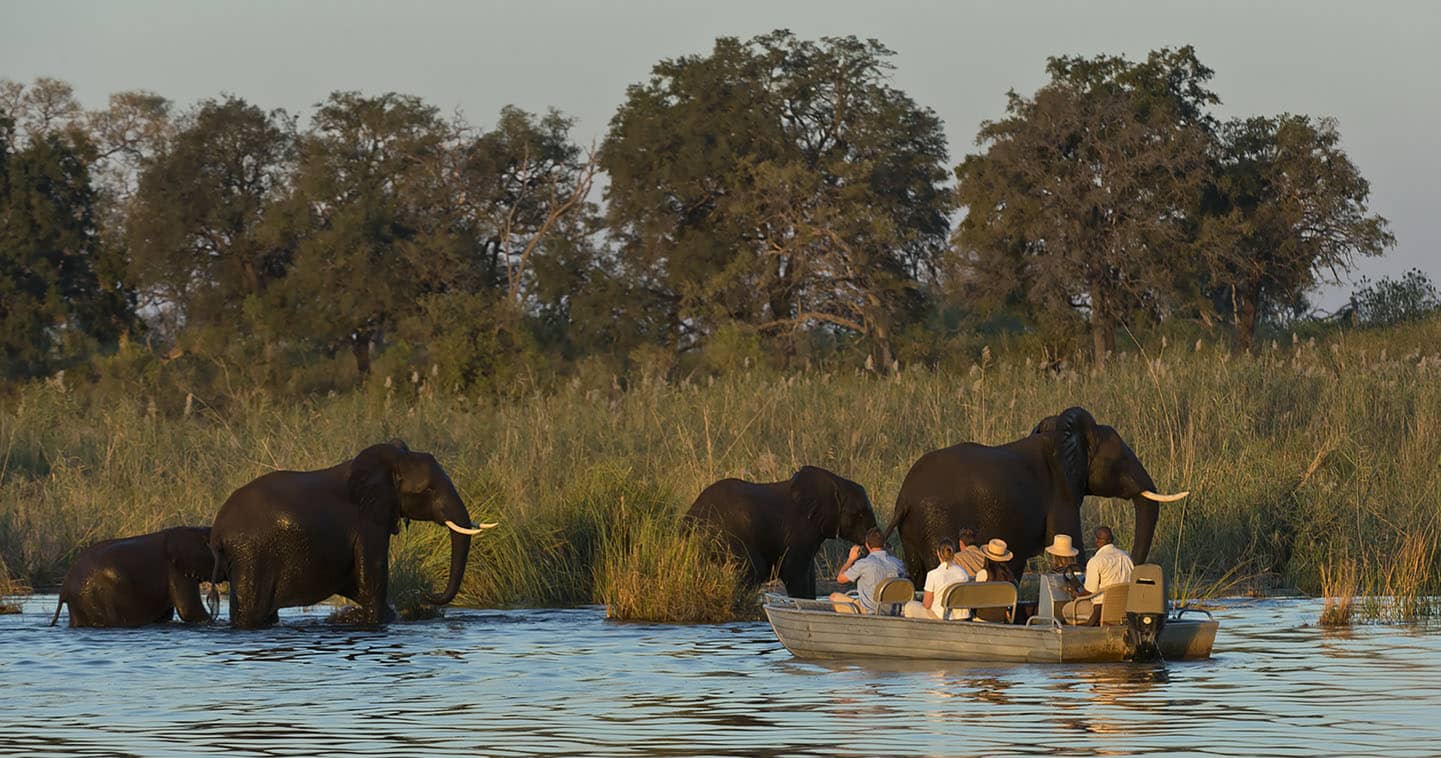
[3,596,1440,756]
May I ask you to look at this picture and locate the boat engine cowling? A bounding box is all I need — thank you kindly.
[1124,565,1168,662]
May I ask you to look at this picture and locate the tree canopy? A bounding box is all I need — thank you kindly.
[0,39,1406,396]
[603,30,954,365]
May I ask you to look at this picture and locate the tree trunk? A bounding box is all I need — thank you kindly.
[1237,283,1260,353]
[863,292,894,373]
[1090,308,1116,364]
[351,332,372,377]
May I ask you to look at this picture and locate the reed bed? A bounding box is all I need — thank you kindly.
[0,554,28,613]
[2,317,1440,622]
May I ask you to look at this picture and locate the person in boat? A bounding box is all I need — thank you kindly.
[954,527,987,576]
[1063,525,1135,625]
[1045,534,1083,591]
[902,537,972,620]
[971,538,1016,622]
[1042,534,1084,623]
[829,528,905,613]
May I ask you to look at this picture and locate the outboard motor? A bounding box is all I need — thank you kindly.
[1124,564,1167,661]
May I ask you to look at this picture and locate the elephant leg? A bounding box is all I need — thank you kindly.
[351,537,390,625]
[228,554,276,629]
[169,568,211,624]
[725,535,767,589]
[898,522,928,586]
[778,549,817,599]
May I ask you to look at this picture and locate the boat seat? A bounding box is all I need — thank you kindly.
[1127,563,1167,616]
[872,578,915,616]
[939,581,1017,622]
[1036,574,1071,622]
[1098,582,1132,626]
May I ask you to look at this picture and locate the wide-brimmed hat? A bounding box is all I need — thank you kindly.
[1045,534,1079,558]
[983,538,1013,562]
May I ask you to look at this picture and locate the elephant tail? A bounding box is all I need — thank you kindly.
[882,498,912,543]
[49,594,64,627]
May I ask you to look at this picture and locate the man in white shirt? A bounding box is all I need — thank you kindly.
[1067,525,1135,625]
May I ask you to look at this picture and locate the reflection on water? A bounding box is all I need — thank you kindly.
[4,597,1441,755]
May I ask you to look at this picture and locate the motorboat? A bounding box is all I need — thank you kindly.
[762,564,1218,663]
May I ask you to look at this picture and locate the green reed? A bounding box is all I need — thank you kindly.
[2,316,1439,622]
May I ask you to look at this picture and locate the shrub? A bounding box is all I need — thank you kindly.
[1350,268,1441,328]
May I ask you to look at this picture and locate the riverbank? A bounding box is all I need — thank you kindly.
[3,318,1439,620]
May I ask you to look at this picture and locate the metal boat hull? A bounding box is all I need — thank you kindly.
[764,603,1218,663]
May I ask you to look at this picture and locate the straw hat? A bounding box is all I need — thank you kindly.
[982,538,1013,562]
[1045,534,1079,558]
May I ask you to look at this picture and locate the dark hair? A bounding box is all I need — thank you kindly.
[1094,526,1114,546]
[934,537,957,563]
[864,528,885,549]
[958,528,976,546]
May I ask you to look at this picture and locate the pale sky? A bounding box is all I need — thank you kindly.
[4,0,1437,308]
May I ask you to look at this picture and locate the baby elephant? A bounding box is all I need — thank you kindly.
[50,526,219,628]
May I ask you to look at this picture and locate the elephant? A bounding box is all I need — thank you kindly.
[209,440,496,628]
[884,407,1188,587]
[684,466,879,598]
[50,526,220,628]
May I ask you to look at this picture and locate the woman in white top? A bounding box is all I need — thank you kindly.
[902,538,972,619]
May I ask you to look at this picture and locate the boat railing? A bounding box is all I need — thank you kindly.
[762,593,851,613]
[1024,615,1063,630]
[1172,607,1214,621]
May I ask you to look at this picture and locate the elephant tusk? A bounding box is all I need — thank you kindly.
[444,520,498,535]
[1140,490,1189,503]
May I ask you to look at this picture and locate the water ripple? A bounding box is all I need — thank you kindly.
[4,597,1441,755]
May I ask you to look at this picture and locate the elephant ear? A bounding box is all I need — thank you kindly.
[790,466,840,534]
[1055,407,1096,495]
[348,443,406,534]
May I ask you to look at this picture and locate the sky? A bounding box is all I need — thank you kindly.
[3,0,1437,308]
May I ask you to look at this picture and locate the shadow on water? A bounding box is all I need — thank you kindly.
[4,596,1441,756]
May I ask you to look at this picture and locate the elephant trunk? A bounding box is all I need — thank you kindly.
[427,497,476,606]
[1130,494,1159,565]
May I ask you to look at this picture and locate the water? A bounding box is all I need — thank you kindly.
[3,597,1440,756]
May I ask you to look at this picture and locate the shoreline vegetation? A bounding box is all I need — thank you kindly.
[4,317,1439,625]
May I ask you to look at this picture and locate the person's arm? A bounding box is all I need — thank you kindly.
[922,590,936,610]
[836,544,865,584]
[1079,557,1099,597]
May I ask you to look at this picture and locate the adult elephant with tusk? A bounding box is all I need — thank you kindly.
[884,407,1187,588]
[210,439,497,627]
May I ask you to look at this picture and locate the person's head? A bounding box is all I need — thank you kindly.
[864,528,885,550]
[1094,526,1115,548]
[934,537,957,566]
[981,538,1013,567]
[1045,534,1079,569]
[958,527,976,547]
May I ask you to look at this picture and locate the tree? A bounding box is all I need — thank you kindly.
[0,77,85,149]
[0,117,134,379]
[1200,115,1392,349]
[277,92,452,375]
[602,30,953,365]
[953,48,1217,359]
[126,96,296,336]
[452,106,599,306]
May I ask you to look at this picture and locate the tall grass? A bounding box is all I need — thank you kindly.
[594,505,749,624]
[1319,555,1359,626]
[3,317,1440,622]
[0,554,28,613]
